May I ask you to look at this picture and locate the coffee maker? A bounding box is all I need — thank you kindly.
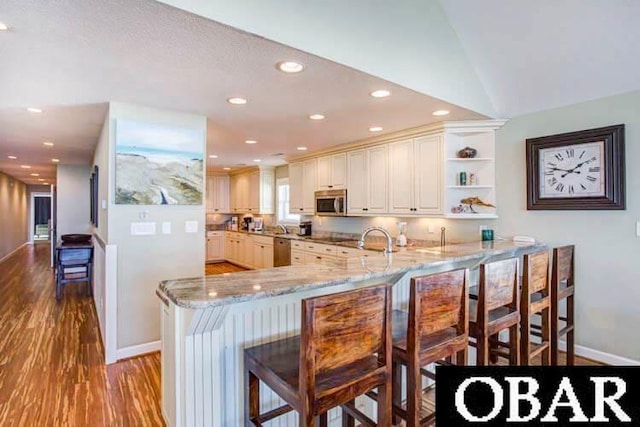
[242,217,253,231]
[298,221,312,236]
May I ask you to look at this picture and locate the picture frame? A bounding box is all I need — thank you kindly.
[526,124,625,210]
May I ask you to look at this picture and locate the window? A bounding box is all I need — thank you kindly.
[276,178,300,224]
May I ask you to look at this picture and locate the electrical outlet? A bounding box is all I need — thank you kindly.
[427,224,436,233]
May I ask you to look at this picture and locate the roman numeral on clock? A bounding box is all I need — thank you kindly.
[587,176,597,182]
[568,185,574,194]
[555,183,565,192]
[555,153,564,161]
[566,148,574,158]
[589,167,600,172]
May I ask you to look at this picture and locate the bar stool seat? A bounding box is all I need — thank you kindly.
[244,283,393,427]
[468,301,518,329]
[392,310,463,356]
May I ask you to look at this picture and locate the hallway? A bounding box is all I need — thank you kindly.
[0,243,163,426]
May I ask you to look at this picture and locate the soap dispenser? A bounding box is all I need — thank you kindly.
[396,222,408,247]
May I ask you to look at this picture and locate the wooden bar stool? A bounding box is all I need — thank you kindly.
[551,245,575,365]
[243,283,393,427]
[469,258,520,366]
[391,268,468,426]
[520,251,551,365]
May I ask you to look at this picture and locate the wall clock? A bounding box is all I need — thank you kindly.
[526,124,625,210]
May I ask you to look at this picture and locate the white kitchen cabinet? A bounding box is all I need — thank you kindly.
[347,145,388,215]
[291,249,305,265]
[389,135,443,215]
[316,153,347,190]
[206,231,224,262]
[207,175,229,213]
[289,159,317,214]
[224,234,236,263]
[229,167,274,214]
[252,239,274,269]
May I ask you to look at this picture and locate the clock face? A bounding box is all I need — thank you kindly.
[538,141,605,198]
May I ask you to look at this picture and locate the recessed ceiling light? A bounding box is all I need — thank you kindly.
[51,158,60,162]
[297,146,308,151]
[27,107,43,113]
[253,159,261,163]
[30,173,39,177]
[37,178,45,182]
[209,154,218,158]
[245,140,257,144]
[227,97,247,105]
[0,22,9,31]
[432,110,450,116]
[43,182,49,185]
[369,126,383,132]
[276,61,304,73]
[7,155,17,159]
[43,141,54,146]
[370,89,391,98]
[223,167,231,171]
[20,165,31,169]
[309,114,325,120]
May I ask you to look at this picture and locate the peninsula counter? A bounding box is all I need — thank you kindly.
[157,240,545,427]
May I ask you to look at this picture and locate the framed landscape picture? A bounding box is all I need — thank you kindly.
[115,120,204,205]
[526,124,625,210]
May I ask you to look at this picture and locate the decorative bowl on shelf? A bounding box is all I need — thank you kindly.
[457,146,478,158]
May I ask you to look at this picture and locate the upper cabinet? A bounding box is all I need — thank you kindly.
[317,153,347,190]
[389,135,443,215]
[206,175,230,213]
[347,145,388,215]
[229,167,275,214]
[289,159,317,214]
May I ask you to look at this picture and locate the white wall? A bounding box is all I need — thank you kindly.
[104,102,207,351]
[0,172,28,260]
[157,0,496,117]
[494,90,640,361]
[56,164,90,238]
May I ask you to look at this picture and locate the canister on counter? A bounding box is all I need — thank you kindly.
[458,171,467,186]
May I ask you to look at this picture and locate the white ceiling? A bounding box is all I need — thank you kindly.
[438,0,640,117]
[0,0,484,185]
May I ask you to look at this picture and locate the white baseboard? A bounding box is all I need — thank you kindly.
[117,340,161,361]
[0,242,29,264]
[558,340,640,366]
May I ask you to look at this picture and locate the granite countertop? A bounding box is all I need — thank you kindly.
[158,240,546,309]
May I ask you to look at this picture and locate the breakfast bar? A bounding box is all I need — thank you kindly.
[157,240,545,427]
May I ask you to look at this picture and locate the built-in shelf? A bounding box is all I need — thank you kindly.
[447,185,493,189]
[445,213,499,219]
[446,158,493,162]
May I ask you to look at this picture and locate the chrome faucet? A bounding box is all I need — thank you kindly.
[357,227,394,254]
[276,224,288,234]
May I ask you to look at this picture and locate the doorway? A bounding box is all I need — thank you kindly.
[30,193,52,242]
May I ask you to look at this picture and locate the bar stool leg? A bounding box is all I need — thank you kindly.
[521,305,531,366]
[244,367,260,427]
[391,363,402,425]
[317,413,328,426]
[406,361,421,427]
[541,306,551,366]
[476,333,489,366]
[509,324,520,366]
[550,284,559,365]
[567,294,575,366]
[341,403,355,427]
[456,348,467,366]
[377,380,392,427]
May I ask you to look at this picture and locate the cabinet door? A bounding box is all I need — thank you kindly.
[302,159,317,213]
[212,175,229,213]
[248,172,260,213]
[414,135,443,214]
[316,155,332,190]
[347,150,367,214]
[289,162,303,213]
[224,237,234,261]
[207,236,223,261]
[259,169,275,214]
[263,245,274,268]
[331,153,347,189]
[206,177,215,212]
[229,175,239,213]
[252,243,263,269]
[388,139,415,214]
[367,145,388,213]
[240,238,253,267]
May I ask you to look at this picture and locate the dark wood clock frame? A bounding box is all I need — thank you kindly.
[526,124,625,210]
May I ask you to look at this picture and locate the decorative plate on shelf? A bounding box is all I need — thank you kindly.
[525,124,625,210]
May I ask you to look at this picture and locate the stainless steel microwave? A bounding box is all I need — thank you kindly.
[314,189,347,216]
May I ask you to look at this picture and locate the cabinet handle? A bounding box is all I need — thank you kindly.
[328,185,333,188]
[363,208,369,211]
[341,251,348,254]
[214,209,218,212]
[325,248,332,252]
[299,208,304,211]
[316,256,322,260]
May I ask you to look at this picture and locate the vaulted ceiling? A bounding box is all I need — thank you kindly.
[2,0,639,186]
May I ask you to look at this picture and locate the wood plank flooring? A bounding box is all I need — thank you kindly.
[0,243,163,426]
[0,244,601,426]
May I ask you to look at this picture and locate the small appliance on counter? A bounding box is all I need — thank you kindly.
[298,221,312,236]
[242,217,253,231]
[253,218,264,231]
[396,222,408,247]
[229,217,238,231]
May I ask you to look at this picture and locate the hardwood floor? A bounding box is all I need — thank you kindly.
[205,261,247,275]
[0,245,600,426]
[0,243,163,426]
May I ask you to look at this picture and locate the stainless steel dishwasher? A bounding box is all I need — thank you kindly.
[273,237,291,266]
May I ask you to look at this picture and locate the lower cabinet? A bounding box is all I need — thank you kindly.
[223,232,273,269]
[252,242,274,269]
[206,232,224,262]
